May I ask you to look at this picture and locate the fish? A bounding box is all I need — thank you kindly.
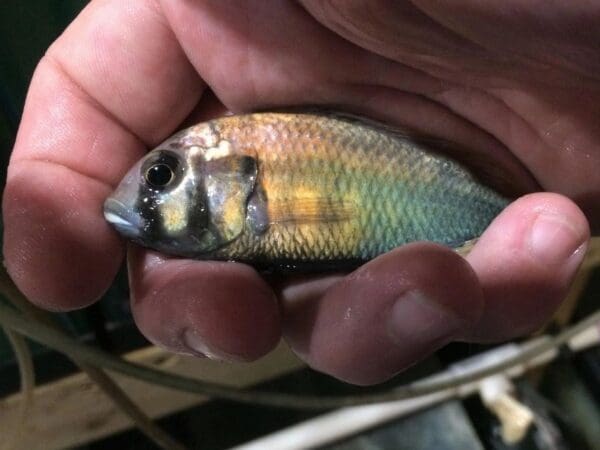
[104,112,509,271]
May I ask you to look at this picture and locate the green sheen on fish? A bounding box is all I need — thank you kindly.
[104,112,509,270]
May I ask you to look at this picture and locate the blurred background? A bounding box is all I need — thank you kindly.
[1,2,599,450]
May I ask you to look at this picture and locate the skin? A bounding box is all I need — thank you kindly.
[3,0,598,385]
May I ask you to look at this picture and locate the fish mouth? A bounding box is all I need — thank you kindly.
[103,198,142,238]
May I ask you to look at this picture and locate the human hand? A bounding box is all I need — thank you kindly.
[4,1,596,384]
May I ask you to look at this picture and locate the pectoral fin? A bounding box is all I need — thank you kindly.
[268,197,355,224]
[203,154,257,242]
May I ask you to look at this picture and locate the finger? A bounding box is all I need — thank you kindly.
[128,247,281,361]
[282,243,483,385]
[3,0,204,310]
[412,0,600,82]
[465,192,590,341]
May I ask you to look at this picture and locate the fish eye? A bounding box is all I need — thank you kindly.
[145,163,174,188]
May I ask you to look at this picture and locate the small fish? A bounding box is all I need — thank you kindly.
[104,112,509,270]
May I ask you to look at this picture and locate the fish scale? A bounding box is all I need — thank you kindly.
[203,113,508,267]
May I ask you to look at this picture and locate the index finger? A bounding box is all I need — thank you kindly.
[3,0,204,310]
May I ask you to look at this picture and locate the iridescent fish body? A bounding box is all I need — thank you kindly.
[104,113,508,270]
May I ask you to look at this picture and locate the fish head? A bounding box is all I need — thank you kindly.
[104,123,258,258]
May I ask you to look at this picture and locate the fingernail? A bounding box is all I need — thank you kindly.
[529,211,587,267]
[182,329,243,362]
[387,290,464,346]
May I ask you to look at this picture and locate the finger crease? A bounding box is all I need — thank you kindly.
[11,158,115,192]
[41,52,151,148]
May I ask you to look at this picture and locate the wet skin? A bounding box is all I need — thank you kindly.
[3,1,597,384]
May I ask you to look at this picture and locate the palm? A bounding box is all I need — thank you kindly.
[3,1,595,384]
